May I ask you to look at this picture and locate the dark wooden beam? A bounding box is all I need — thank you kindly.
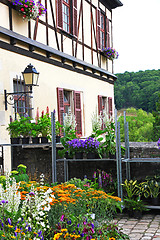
[9,5,12,31]
[0,40,115,83]
[45,0,49,45]
[29,45,35,52]
[75,0,82,57]
[10,37,16,45]
[49,0,60,51]
[0,27,117,79]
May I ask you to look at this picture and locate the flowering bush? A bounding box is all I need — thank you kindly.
[0,166,128,239]
[93,169,116,194]
[64,137,100,157]
[101,47,119,60]
[8,0,47,20]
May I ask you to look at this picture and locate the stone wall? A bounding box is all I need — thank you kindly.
[12,142,160,183]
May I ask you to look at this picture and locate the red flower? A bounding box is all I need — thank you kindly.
[21,8,24,12]
[46,106,49,115]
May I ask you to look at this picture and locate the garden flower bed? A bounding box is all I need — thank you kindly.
[0,166,129,239]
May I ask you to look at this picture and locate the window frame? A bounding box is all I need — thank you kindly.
[57,88,82,135]
[100,12,105,50]
[13,77,33,119]
[62,0,71,33]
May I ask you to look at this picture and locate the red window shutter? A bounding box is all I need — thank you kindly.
[106,17,110,48]
[56,0,63,29]
[108,97,113,117]
[74,91,82,135]
[98,95,103,115]
[96,8,101,50]
[73,0,77,36]
[57,88,64,125]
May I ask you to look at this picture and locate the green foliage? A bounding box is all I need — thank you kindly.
[90,121,116,158]
[19,117,32,137]
[152,93,160,141]
[122,179,140,200]
[10,164,29,183]
[115,69,160,112]
[118,108,155,142]
[38,113,51,139]
[6,119,21,138]
[58,126,77,158]
[55,120,63,136]
[0,176,6,185]
[123,198,147,212]
[144,175,160,198]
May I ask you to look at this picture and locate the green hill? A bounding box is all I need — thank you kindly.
[115,69,160,112]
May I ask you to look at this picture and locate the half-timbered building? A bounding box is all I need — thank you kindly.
[0,0,122,170]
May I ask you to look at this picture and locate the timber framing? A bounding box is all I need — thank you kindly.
[0,26,117,83]
[0,0,122,67]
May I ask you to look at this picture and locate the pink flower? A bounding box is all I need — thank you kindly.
[60,214,64,221]
[24,4,28,7]
[21,8,24,12]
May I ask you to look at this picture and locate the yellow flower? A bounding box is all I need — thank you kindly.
[8,224,13,228]
[11,237,16,239]
[109,238,115,240]
[53,233,63,240]
[61,229,67,232]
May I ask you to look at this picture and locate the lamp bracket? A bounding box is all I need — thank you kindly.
[4,89,32,111]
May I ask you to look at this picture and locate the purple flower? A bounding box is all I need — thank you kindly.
[8,218,12,225]
[29,192,35,196]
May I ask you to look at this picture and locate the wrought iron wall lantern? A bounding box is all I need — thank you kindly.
[4,64,39,110]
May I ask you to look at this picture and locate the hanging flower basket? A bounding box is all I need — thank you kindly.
[101,47,119,60]
[8,0,47,20]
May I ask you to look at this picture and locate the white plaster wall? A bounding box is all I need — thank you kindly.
[0,48,114,170]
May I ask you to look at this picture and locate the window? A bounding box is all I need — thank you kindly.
[100,13,105,49]
[62,0,70,33]
[96,8,111,50]
[98,95,113,118]
[56,0,77,36]
[13,77,32,119]
[57,88,82,135]
[63,90,71,113]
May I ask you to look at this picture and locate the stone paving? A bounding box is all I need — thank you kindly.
[113,212,160,240]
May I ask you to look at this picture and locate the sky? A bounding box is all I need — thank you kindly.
[112,0,160,74]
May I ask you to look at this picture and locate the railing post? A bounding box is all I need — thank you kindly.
[51,110,56,183]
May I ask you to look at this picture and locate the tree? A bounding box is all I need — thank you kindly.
[115,69,160,112]
[152,94,160,141]
[118,108,154,142]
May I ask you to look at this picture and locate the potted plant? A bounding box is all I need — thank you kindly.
[123,198,147,218]
[55,121,62,143]
[65,138,85,159]
[146,177,160,206]
[6,118,21,144]
[38,112,51,143]
[122,179,147,218]
[31,122,40,144]
[84,137,100,159]
[19,117,32,144]
[101,47,119,60]
[8,0,47,21]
